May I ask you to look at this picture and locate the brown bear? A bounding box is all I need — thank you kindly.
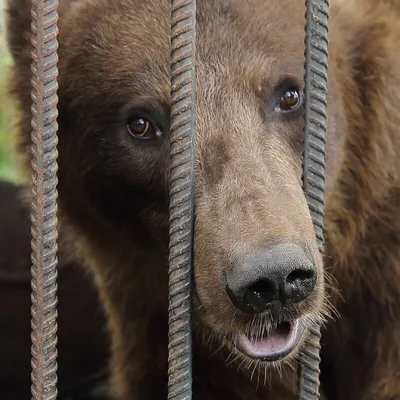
[0,180,110,399]
[4,0,400,399]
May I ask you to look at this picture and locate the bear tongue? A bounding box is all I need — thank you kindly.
[234,319,305,361]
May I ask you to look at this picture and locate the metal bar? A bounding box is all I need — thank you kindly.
[298,0,329,399]
[30,1,60,399]
[168,0,196,399]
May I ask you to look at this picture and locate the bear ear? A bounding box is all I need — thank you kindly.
[4,0,79,60]
[4,0,81,184]
[4,0,33,61]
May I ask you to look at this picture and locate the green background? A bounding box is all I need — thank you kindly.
[0,3,19,183]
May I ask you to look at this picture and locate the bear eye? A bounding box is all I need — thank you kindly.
[279,89,303,112]
[127,117,161,139]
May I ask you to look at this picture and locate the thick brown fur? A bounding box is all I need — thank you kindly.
[0,180,110,399]
[4,0,400,399]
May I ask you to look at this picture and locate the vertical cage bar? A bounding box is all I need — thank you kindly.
[30,1,60,399]
[168,0,196,399]
[298,0,329,399]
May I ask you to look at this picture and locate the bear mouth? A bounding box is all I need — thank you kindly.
[232,318,306,362]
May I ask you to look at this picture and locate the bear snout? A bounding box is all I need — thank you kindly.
[225,243,317,315]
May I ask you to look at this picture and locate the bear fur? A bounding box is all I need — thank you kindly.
[0,180,110,399]
[5,0,400,399]
[0,181,108,400]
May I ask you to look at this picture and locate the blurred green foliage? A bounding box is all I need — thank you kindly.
[0,31,19,183]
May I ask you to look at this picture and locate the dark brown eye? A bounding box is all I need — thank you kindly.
[279,89,301,111]
[127,117,159,139]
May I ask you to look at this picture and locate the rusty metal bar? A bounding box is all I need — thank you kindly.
[168,0,196,399]
[298,0,329,399]
[30,1,60,399]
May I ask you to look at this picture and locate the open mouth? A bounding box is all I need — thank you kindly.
[232,319,306,362]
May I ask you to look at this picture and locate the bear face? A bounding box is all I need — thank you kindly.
[6,0,340,368]
[7,0,400,399]
[54,0,340,363]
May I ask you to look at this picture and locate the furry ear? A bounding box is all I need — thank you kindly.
[4,0,78,60]
[4,0,33,61]
[4,0,79,183]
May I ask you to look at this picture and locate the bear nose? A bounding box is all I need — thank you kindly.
[225,243,317,314]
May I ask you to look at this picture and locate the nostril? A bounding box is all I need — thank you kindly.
[248,280,274,296]
[286,269,315,284]
[284,268,317,304]
[242,279,279,313]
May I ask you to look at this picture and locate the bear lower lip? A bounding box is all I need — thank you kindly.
[233,319,306,361]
